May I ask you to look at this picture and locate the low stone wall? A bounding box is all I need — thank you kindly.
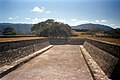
[49,38,85,45]
[83,38,120,79]
[0,37,120,79]
[0,38,49,67]
[85,38,120,58]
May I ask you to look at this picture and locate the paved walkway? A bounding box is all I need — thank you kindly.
[1,45,93,80]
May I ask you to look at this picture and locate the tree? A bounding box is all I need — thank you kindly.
[104,29,120,38]
[31,19,72,38]
[2,27,17,35]
[89,27,103,37]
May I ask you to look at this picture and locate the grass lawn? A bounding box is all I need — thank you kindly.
[91,37,120,45]
[73,31,120,44]
[75,34,120,45]
[0,37,45,42]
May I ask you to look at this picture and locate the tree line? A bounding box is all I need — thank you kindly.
[1,19,120,39]
[1,19,72,39]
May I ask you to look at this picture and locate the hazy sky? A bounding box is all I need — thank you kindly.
[0,0,120,28]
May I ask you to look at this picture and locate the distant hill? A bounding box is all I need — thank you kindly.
[0,23,33,34]
[116,28,120,30]
[71,23,113,31]
[0,23,114,35]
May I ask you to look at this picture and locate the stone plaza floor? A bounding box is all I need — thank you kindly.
[1,45,93,80]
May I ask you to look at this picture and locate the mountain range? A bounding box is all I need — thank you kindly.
[0,23,114,34]
[71,23,113,31]
[0,23,33,34]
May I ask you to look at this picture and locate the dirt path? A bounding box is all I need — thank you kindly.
[1,45,93,80]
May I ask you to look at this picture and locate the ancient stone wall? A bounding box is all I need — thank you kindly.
[0,38,49,67]
[49,38,85,45]
[85,38,120,58]
[83,38,120,79]
[0,37,120,79]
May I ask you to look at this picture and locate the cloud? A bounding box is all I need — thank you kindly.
[114,26,120,28]
[101,20,107,23]
[71,19,78,22]
[31,18,48,24]
[31,18,68,24]
[95,20,100,23]
[31,7,45,13]
[71,18,92,25]
[31,6,52,14]
[25,18,31,20]
[95,20,107,23]
[32,18,41,24]
[75,20,90,24]
[41,7,45,10]
[110,24,115,26]
[109,24,120,29]
[8,16,19,20]
[46,10,51,13]
[8,17,13,20]
[41,18,55,21]
[55,19,67,24]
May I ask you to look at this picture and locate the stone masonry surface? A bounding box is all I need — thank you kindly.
[85,38,120,58]
[1,45,93,80]
[83,42,119,77]
[49,38,85,45]
[0,38,49,67]
[80,45,110,80]
[83,39,120,79]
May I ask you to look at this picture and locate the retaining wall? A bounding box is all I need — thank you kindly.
[0,38,49,67]
[0,37,120,79]
[83,38,120,79]
[49,38,85,45]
